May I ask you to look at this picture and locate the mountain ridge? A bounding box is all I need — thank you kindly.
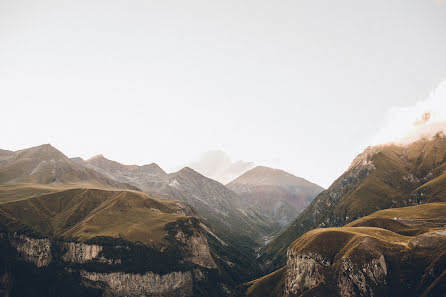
[0,144,138,191]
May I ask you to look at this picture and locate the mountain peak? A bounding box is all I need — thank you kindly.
[18,143,68,161]
[177,166,199,175]
[228,165,318,188]
[88,154,106,161]
[140,163,167,175]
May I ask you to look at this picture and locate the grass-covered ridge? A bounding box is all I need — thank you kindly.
[0,188,189,246]
[239,201,446,297]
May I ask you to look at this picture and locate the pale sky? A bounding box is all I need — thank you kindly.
[1,0,446,188]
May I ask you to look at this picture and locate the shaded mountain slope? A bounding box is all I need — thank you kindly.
[239,202,446,297]
[261,134,446,268]
[227,166,323,226]
[0,144,137,191]
[144,167,280,244]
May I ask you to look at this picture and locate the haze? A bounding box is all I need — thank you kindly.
[1,0,446,187]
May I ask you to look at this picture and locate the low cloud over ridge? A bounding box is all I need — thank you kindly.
[189,150,255,184]
[373,80,446,145]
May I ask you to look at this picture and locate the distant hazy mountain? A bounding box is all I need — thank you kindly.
[143,167,280,241]
[189,150,255,184]
[261,133,446,268]
[0,144,136,190]
[227,166,324,226]
[72,154,166,191]
[0,149,13,160]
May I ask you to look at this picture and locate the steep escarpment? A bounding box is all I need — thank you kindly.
[239,202,446,297]
[261,134,446,268]
[0,188,235,297]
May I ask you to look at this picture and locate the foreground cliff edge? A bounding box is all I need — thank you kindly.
[0,188,250,297]
[238,202,446,297]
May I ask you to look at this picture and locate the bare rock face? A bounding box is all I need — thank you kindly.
[81,270,194,297]
[62,242,103,263]
[337,254,387,297]
[175,229,217,269]
[2,229,217,296]
[284,236,389,297]
[285,251,330,295]
[8,233,52,267]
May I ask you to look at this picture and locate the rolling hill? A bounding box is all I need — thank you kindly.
[239,202,446,297]
[227,166,323,226]
[261,133,446,268]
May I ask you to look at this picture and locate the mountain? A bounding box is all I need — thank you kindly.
[238,201,446,297]
[72,154,167,191]
[227,166,324,226]
[261,133,446,268]
[0,144,137,191]
[0,149,13,160]
[0,188,245,297]
[143,167,280,244]
[74,155,280,245]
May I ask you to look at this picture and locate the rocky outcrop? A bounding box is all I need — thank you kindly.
[284,248,388,297]
[1,228,222,296]
[81,270,194,297]
[62,242,103,263]
[175,229,217,269]
[7,233,52,267]
[285,251,330,295]
[337,254,387,297]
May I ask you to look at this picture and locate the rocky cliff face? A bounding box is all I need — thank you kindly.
[62,242,103,264]
[81,270,194,297]
[285,251,329,295]
[6,233,52,268]
[0,223,222,297]
[244,202,446,297]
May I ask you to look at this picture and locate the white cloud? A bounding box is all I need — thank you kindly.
[188,150,255,184]
[373,80,446,145]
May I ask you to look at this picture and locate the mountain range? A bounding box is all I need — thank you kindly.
[1,134,446,297]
